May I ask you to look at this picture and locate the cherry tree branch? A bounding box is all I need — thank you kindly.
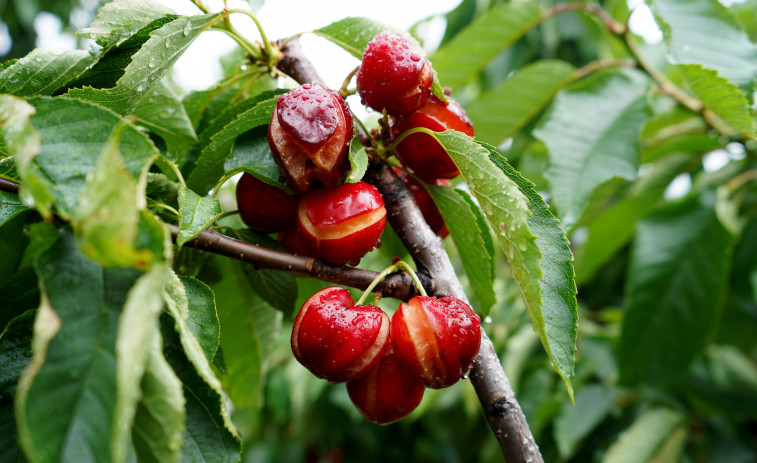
[280,37,543,463]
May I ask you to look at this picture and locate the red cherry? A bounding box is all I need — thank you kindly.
[235,173,299,234]
[356,32,433,116]
[390,295,481,389]
[277,227,315,257]
[347,346,425,424]
[297,181,386,265]
[396,170,450,239]
[393,96,474,181]
[291,287,390,383]
[268,83,353,193]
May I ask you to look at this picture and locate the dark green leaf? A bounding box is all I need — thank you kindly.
[653,0,757,91]
[212,258,281,409]
[466,60,576,146]
[620,191,735,385]
[430,2,544,90]
[178,275,220,362]
[224,126,284,188]
[314,17,404,59]
[426,184,496,314]
[534,70,649,231]
[16,229,143,463]
[160,314,241,463]
[176,186,223,248]
[0,189,27,226]
[68,13,223,115]
[187,93,280,194]
[132,80,198,153]
[0,49,92,96]
[0,157,21,181]
[0,311,35,463]
[0,202,28,282]
[0,267,40,334]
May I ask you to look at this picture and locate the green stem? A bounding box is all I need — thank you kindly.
[211,172,237,198]
[384,126,438,154]
[189,0,210,14]
[164,159,187,189]
[149,202,180,218]
[539,2,627,35]
[227,9,278,67]
[214,209,240,222]
[355,260,426,306]
[211,27,262,61]
[339,65,360,98]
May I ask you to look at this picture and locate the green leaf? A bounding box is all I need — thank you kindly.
[676,64,756,138]
[652,0,757,91]
[553,385,618,458]
[430,2,544,90]
[574,153,691,284]
[178,275,220,362]
[26,96,158,218]
[485,142,578,399]
[224,126,284,188]
[75,122,157,269]
[534,70,649,231]
[176,186,223,248]
[435,131,577,397]
[0,267,40,333]
[113,263,170,463]
[0,204,27,284]
[0,95,51,219]
[466,60,576,146]
[78,0,175,52]
[0,189,27,226]
[345,136,368,183]
[132,80,198,153]
[0,48,92,96]
[16,229,143,463]
[314,17,404,59]
[159,315,240,463]
[0,157,21,181]
[620,190,735,385]
[604,408,687,463]
[426,184,496,315]
[212,258,281,409]
[131,334,186,463]
[187,92,280,194]
[162,272,241,460]
[68,13,223,115]
[0,311,35,463]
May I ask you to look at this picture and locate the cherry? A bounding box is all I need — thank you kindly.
[297,181,386,265]
[277,227,315,257]
[235,173,299,234]
[291,287,390,383]
[356,32,433,116]
[393,95,474,181]
[268,83,353,193]
[396,170,451,239]
[390,295,481,389]
[347,345,425,425]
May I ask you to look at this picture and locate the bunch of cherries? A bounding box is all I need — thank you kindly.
[235,32,480,423]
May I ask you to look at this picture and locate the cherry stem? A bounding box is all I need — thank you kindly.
[339,65,360,98]
[355,260,426,306]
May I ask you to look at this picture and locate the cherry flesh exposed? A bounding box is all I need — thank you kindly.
[356,32,433,117]
[393,95,474,181]
[396,170,451,239]
[391,295,481,389]
[268,83,353,193]
[347,346,425,425]
[297,181,386,265]
[235,173,299,234]
[291,287,390,383]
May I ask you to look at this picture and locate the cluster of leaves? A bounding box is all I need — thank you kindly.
[0,0,756,462]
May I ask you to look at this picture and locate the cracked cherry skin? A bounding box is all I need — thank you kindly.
[268,83,353,194]
[236,173,299,234]
[356,32,433,116]
[393,95,474,181]
[391,295,481,389]
[396,170,451,239]
[347,345,425,425]
[291,287,390,383]
[297,181,386,266]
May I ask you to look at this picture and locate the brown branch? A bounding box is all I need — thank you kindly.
[277,37,543,462]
